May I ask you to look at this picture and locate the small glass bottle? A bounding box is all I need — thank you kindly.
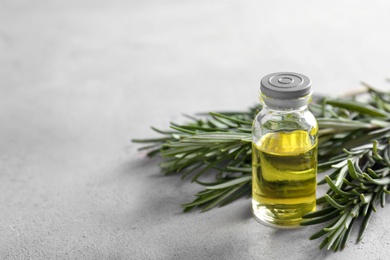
[252,72,318,228]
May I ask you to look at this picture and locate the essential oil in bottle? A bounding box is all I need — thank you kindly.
[252,72,318,228]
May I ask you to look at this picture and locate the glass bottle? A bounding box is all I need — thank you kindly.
[252,72,318,228]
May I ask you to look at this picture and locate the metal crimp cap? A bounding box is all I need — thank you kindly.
[260,72,312,100]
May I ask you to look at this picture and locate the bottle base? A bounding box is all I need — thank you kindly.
[252,199,314,228]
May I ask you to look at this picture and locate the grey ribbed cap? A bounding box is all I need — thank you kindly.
[260,72,311,100]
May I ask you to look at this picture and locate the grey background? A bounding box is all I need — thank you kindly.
[1,0,390,259]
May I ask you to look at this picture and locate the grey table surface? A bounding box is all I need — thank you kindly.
[1,0,390,259]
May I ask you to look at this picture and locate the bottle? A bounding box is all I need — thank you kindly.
[252,72,318,228]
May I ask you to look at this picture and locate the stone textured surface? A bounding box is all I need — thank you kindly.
[1,0,390,259]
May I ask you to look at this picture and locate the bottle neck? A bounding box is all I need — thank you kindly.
[260,92,312,111]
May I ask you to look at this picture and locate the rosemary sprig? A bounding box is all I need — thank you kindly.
[133,110,256,211]
[133,85,390,251]
[301,141,390,251]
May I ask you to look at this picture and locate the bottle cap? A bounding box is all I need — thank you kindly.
[260,72,311,100]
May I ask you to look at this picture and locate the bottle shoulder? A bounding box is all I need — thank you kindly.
[253,108,318,137]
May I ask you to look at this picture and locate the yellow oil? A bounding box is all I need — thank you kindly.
[252,130,317,227]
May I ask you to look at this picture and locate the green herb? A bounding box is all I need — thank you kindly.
[132,85,390,251]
